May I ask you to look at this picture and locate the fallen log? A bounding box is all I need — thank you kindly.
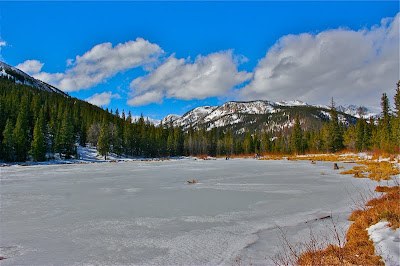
[305,215,332,224]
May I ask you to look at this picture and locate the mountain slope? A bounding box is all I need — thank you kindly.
[0,61,68,97]
[162,100,375,133]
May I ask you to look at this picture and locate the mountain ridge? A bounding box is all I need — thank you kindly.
[161,100,375,133]
[0,61,68,97]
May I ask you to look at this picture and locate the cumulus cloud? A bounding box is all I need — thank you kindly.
[16,60,44,75]
[86,91,121,107]
[240,13,400,108]
[16,38,163,92]
[127,90,163,106]
[128,50,251,106]
[0,40,6,60]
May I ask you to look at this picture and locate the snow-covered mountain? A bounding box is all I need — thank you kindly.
[336,105,376,119]
[0,61,68,97]
[162,100,375,133]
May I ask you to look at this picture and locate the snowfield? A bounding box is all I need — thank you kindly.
[0,159,377,265]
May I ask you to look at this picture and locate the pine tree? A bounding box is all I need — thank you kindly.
[344,125,356,151]
[57,111,75,158]
[167,128,174,156]
[112,123,123,156]
[31,112,47,161]
[2,119,15,162]
[290,115,303,154]
[327,99,344,152]
[243,131,252,154]
[259,132,271,154]
[13,100,29,161]
[379,93,391,151]
[98,120,111,160]
[355,119,366,151]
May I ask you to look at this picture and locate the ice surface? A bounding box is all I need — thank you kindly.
[368,221,400,266]
[0,159,376,265]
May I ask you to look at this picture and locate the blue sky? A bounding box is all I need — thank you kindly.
[1,1,398,119]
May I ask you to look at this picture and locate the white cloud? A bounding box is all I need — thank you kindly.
[16,38,163,92]
[128,50,251,106]
[86,91,121,107]
[16,60,44,75]
[240,13,400,108]
[127,90,163,106]
[0,40,6,60]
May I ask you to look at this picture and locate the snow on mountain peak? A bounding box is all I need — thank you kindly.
[161,99,374,132]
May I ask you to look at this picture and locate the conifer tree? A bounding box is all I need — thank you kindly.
[259,132,271,154]
[379,93,391,150]
[344,125,356,151]
[13,99,29,161]
[57,111,75,158]
[243,131,252,154]
[112,123,123,156]
[355,119,366,151]
[2,119,15,162]
[327,99,344,152]
[31,112,47,161]
[98,120,111,160]
[224,129,234,156]
[290,115,303,154]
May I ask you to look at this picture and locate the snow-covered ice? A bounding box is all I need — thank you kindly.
[368,221,400,266]
[0,159,376,265]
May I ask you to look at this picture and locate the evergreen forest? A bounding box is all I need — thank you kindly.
[0,78,399,162]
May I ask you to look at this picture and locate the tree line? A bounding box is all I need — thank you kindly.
[0,78,399,162]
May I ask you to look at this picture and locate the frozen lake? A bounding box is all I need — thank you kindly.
[0,159,376,265]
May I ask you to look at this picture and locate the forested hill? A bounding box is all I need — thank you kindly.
[0,78,178,162]
[0,61,68,97]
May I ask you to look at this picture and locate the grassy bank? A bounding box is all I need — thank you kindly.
[286,153,399,265]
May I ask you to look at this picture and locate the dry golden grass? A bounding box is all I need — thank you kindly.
[258,154,287,160]
[341,161,400,181]
[293,154,400,266]
[286,154,361,162]
[259,153,362,162]
[297,185,399,266]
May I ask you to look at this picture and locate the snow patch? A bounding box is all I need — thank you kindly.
[367,221,400,266]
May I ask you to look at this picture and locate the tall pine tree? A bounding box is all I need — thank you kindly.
[57,111,75,158]
[98,120,111,160]
[13,97,29,161]
[379,93,391,151]
[2,119,15,162]
[290,115,304,154]
[327,98,344,152]
[31,112,47,161]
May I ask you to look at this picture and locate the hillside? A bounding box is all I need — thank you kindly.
[0,77,173,162]
[0,61,68,97]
